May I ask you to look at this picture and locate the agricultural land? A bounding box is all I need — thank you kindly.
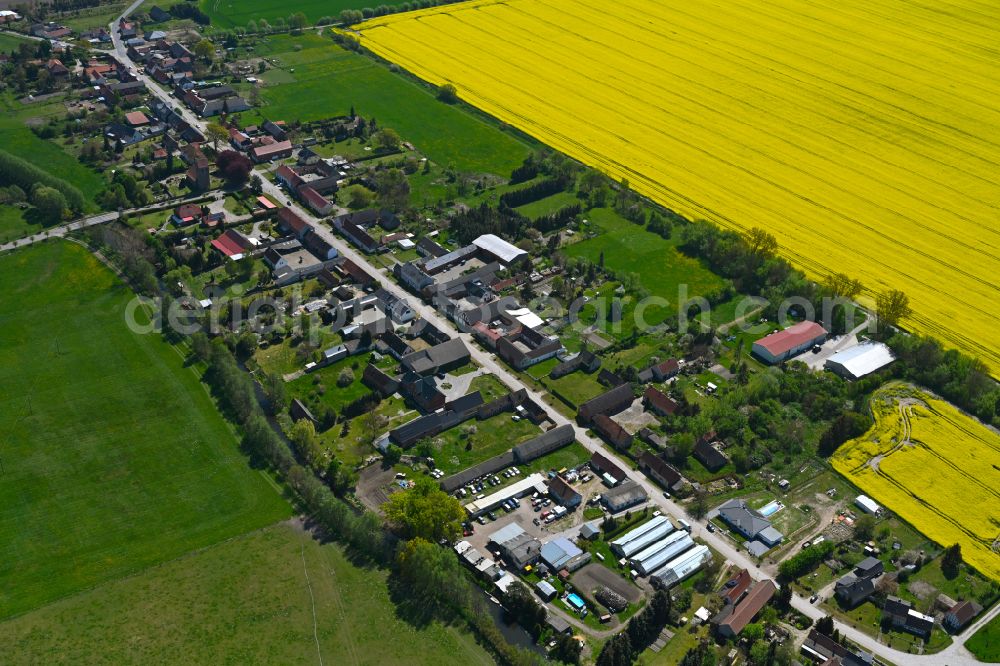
[0,522,492,665]
[0,242,290,618]
[833,383,1000,581]
[355,0,1000,374]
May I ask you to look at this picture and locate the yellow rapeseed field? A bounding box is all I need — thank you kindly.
[355,0,1000,373]
[833,383,1000,580]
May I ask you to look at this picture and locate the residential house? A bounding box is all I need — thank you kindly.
[171,203,204,225]
[638,451,685,492]
[800,629,874,666]
[577,384,634,424]
[400,338,470,376]
[549,350,601,379]
[719,569,752,606]
[943,600,981,632]
[882,596,934,637]
[590,451,627,486]
[643,386,679,417]
[601,480,648,513]
[211,229,253,260]
[834,557,884,607]
[693,434,729,471]
[593,414,633,450]
[713,580,777,638]
[548,475,582,508]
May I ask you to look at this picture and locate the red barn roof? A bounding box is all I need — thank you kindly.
[754,321,826,357]
[211,229,251,257]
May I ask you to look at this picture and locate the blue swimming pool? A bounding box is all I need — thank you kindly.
[760,500,783,517]
[567,593,586,610]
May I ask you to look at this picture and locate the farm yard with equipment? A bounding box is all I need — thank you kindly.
[833,383,1000,581]
[354,0,1000,374]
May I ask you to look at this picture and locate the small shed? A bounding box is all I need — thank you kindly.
[536,580,557,601]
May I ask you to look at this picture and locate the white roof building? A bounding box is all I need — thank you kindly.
[856,495,881,514]
[495,572,517,594]
[650,544,711,589]
[465,473,548,515]
[506,306,545,330]
[473,233,528,265]
[610,515,673,557]
[633,532,695,576]
[825,342,895,379]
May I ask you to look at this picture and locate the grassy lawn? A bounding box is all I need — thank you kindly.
[321,395,415,465]
[543,370,606,408]
[0,523,493,665]
[566,208,726,310]
[967,614,1000,662]
[286,354,372,415]
[434,412,542,474]
[244,34,530,175]
[0,92,105,208]
[515,190,580,219]
[0,32,35,54]
[0,241,290,618]
[468,372,510,402]
[57,3,128,32]
[0,205,42,244]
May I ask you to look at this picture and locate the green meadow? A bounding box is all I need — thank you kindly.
[246,34,531,175]
[0,241,290,618]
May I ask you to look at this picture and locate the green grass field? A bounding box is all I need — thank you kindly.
[0,92,105,209]
[287,355,372,414]
[566,207,726,309]
[0,205,41,244]
[0,241,290,618]
[435,412,542,474]
[967,614,1000,662]
[0,522,494,664]
[202,0,407,27]
[0,32,35,54]
[245,34,530,175]
[514,191,581,219]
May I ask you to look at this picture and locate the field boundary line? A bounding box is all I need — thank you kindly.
[300,543,325,666]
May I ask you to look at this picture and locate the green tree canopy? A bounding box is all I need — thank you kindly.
[384,476,464,541]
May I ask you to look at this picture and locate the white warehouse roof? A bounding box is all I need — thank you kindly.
[825,342,894,379]
[465,473,547,515]
[855,495,881,514]
[650,544,711,589]
[634,533,695,577]
[611,516,673,557]
[473,233,528,264]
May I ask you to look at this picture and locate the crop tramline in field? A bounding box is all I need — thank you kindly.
[833,383,1000,581]
[355,0,1000,373]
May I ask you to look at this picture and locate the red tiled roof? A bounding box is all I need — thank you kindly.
[256,195,276,209]
[644,386,678,415]
[174,203,202,221]
[720,580,776,635]
[299,186,330,211]
[251,139,292,158]
[275,164,302,188]
[655,358,679,376]
[125,111,148,125]
[755,321,826,356]
[211,229,251,257]
[721,569,752,605]
[276,206,310,233]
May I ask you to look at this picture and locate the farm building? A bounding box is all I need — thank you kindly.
[855,495,881,514]
[825,342,895,379]
[579,521,601,540]
[590,451,628,486]
[883,596,934,637]
[472,233,529,267]
[752,320,827,364]
[800,628,874,666]
[638,451,685,492]
[649,544,711,590]
[610,515,672,557]
[712,579,776,637]
[601,480,647,513]
[489,522,542,569]
[540,537,590,571]
[577,384,634,424]
[631,530,694,577]
[512,424,575,463]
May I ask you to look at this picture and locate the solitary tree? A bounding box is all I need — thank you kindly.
[205,122,228,151]
[436,82,458,103]
[942,543,962,578]
[875,288,911,332]
[384,476,464,541]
